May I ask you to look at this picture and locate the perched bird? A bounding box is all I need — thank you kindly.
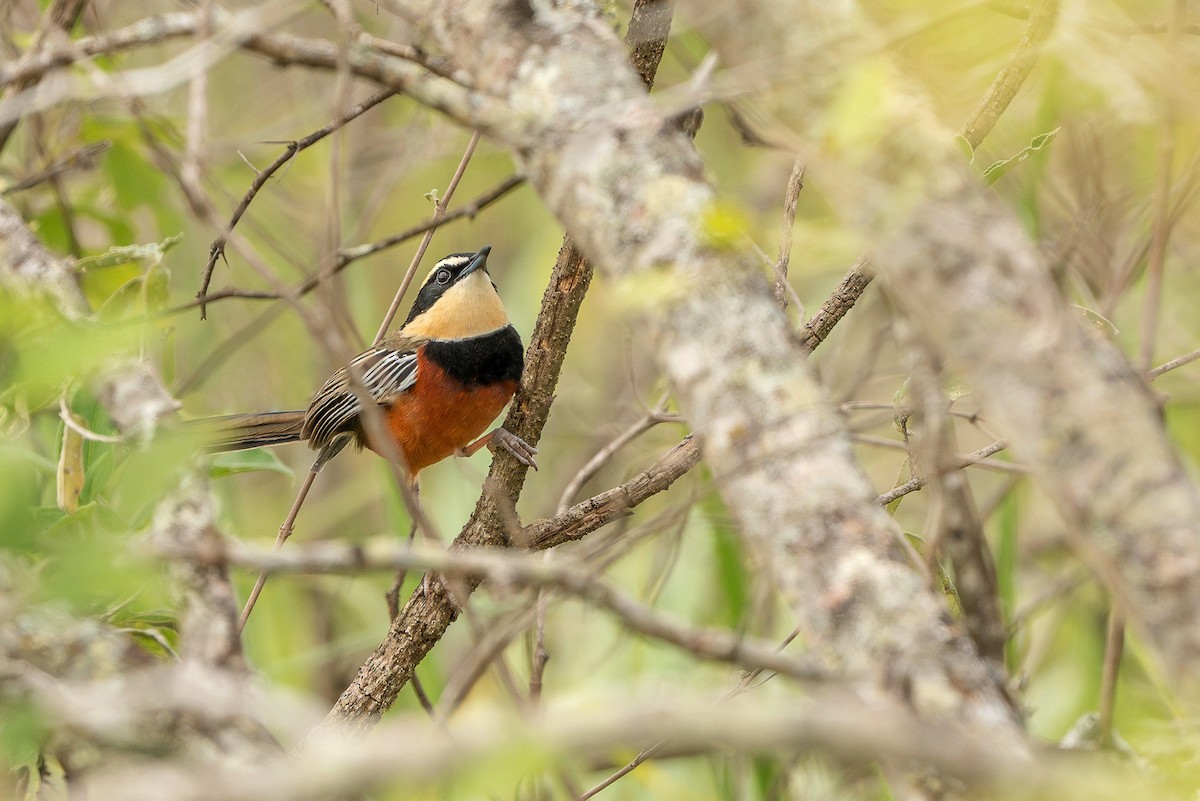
[205,246,537,476]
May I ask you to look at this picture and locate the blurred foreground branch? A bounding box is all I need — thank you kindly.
[161,533,825,682]
[0,194,271,775]
[38,686,1053,801]
[329,0,1027,745]
[709,0,1200,680]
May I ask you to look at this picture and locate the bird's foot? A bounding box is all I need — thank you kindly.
[461,427,539,469]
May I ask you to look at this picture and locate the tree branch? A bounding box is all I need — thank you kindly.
[162,534,827,683]
[339,0,1024,739]
[958,0,1060,150]
[724,0,1200,678]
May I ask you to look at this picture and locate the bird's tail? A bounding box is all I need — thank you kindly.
[199,411,307,452]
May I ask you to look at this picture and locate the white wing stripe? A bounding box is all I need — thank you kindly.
[302,348,419,447]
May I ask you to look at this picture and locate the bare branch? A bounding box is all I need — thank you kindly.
[196,87,399,318]
[554,398,676,514]
[958,0,1060,150]
[1150,346,1200,377]
[528,435,702,549]
[361,0,1023,740]
[162,537,828,683]
[169,173,524,316]
[875,440,1010,506]
[372,129,481,342]
[80,689,1050,801]
[774,158,804,310]
[0,9,507,138]
[798,255,873,353]
[1,139,111,195]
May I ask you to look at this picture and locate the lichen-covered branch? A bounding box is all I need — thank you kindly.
[335,0,1025,738]
[1,195,251,724]
[86,689,1048,801]
[698,0,1200,679]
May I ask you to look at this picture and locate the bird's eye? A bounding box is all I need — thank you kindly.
[435,269,452,285]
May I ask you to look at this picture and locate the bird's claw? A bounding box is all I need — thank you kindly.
[489,427,539,470]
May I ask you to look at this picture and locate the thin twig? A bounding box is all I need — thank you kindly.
[1007,568,1087,635]
[529,559,551,704]
[238,468,318,631]
[555,395,674,515]
[196,86,399,318]
[0,0,90,154]
[1135,0,1186,369]
[182,0,212,208]
[774,158,804,310]
[855,433,1024,474]
[1,140,111,195]
[578,628,804,800]
[877,328,1195,508]
[1149,346,1200,377]
[0,10,488,124]
[524,436,702,551]
[797,255,873,353]
[373,129,481,343]
[1097,606,1125,744]
[174,304,285,394]
[59,395,123,443]
[957,0,1060,150]
[239,8,366,634]
[874,440,1011,507]
[173,539,831,684]
[169,174,523,316]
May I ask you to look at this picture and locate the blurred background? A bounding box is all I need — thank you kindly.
[2,0,1199,797]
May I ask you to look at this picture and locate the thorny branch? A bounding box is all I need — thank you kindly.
[196,86,399,318]
[169,173,523,316]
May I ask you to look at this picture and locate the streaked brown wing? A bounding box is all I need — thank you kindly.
[301,346,419,448]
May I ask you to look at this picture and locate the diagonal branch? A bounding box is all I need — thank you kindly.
[196,86,399,319]
[312,2,680,736]
[312,240,594,736]
[313,0,1025,744]
[958,0,1061,151]
[724,0,1200,678]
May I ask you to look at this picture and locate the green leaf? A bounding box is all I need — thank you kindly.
[0,697,49,767]
[103,138,168,210]
[955,133,976,163]
[208,448,294,479]
[982,127,1061,186]
[141,262,171,313]
[75,233,183,271]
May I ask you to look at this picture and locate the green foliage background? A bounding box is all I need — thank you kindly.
[2,0,1199,797]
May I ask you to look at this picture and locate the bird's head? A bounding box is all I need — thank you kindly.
[401,246,510,340]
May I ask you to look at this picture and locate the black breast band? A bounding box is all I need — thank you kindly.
[423,325,524,387]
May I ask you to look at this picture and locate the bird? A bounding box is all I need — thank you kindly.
[203,246,537,477]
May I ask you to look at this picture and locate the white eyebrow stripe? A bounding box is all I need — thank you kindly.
[422,255,472,284]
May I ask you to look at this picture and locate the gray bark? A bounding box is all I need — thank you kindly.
[691,0,1200,679]
[392,0,1022,732]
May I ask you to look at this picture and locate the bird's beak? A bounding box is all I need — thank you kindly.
[461,245,492,278]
